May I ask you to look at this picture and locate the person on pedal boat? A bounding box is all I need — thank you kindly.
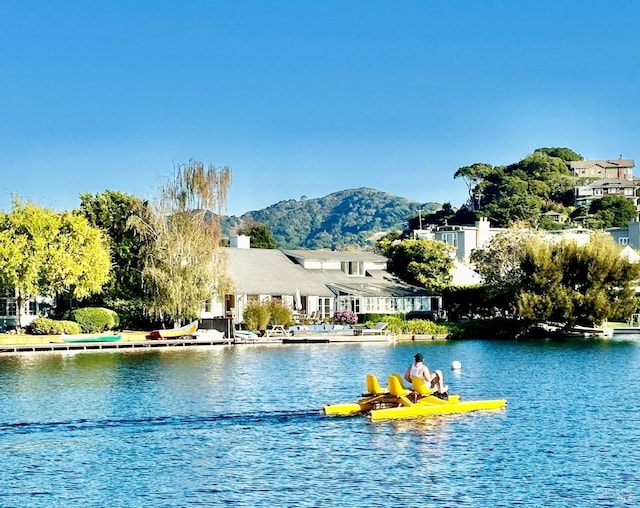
[404,353,448,397]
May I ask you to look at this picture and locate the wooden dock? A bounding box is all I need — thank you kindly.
[0,336,231,354]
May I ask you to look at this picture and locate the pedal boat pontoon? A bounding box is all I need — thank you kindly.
[323,374,506,421]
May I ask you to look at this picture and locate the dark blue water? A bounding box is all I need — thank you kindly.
[1,338,638,507]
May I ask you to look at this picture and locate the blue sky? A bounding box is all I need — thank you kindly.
[1,1,639,216]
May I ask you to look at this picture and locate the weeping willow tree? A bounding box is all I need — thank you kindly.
[130,161,232,327]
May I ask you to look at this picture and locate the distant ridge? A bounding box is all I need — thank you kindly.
[221,187,440,249]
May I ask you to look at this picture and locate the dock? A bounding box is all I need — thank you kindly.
[0,336,231,354]
[0,331,402,354]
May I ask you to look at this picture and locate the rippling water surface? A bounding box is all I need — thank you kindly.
[1,338,638,507]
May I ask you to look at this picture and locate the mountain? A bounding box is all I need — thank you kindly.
[221,187,441,249]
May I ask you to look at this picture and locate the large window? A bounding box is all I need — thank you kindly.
[0,299,18,316]
[318,297,332,319]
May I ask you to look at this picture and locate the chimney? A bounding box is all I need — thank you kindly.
[230,235,251,249]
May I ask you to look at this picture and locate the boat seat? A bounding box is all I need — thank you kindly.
[365,374,388,395]
[391,372,410,390]
[411,376,436,397]
[387,375,414,406]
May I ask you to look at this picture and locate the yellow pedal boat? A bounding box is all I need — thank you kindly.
[323,373,506,421]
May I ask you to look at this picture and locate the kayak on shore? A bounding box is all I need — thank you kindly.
[61,333,122,343]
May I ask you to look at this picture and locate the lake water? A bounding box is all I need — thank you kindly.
[0,338,638,507]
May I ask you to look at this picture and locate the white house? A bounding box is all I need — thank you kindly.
[414,217,502,263]
[0,294,52,331]
[202,235,444,325]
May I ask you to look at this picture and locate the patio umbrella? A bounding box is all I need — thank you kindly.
[295,288,302,311]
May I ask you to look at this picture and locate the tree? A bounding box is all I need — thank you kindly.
[472,227,640,327]
[129,160,232,327]
[535,147,583,163]
[382,239,454,291]
[452,149,580,227]
[78,191,148,299]
[470,224,534,291]
[516,233,639,327]
[0,199,111,328]
[237,220,277,249]
[588,195,637,228]
[481,194,544,227]
[413,202,457,228]
[454,163,494,210]
[77,191,151,328]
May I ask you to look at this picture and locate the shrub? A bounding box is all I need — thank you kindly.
[269,301,293,326]
[29,318,81,335]
[364,315,449,335]
[403,319,448,335]
[243,302,271,332]
[66,307,119,333]
[104,308,120,328]
[334,310,358,324]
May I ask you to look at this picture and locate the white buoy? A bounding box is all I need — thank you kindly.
[451,360,462,370]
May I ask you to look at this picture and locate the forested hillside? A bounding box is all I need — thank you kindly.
[221,188,440,249]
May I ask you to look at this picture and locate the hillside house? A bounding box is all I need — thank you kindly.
[574,178,639,211]
[568,158,635,181]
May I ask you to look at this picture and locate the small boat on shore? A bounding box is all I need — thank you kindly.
[145,321,198,340]
[323,373,506,421]
[62,333,122,343]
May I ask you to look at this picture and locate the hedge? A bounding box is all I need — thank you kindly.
[29,318,82,335]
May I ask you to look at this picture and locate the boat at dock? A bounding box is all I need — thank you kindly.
[145,321,199,340]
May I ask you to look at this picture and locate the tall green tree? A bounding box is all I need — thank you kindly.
[454,163,494,210]
[129,160,232,327]
[78,191,148,299]
[0,199,111,328]
[381,239,454,291]
[78,191,152,328]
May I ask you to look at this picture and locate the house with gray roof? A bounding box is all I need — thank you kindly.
[574,178,639,211]
[203,235,443,325]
